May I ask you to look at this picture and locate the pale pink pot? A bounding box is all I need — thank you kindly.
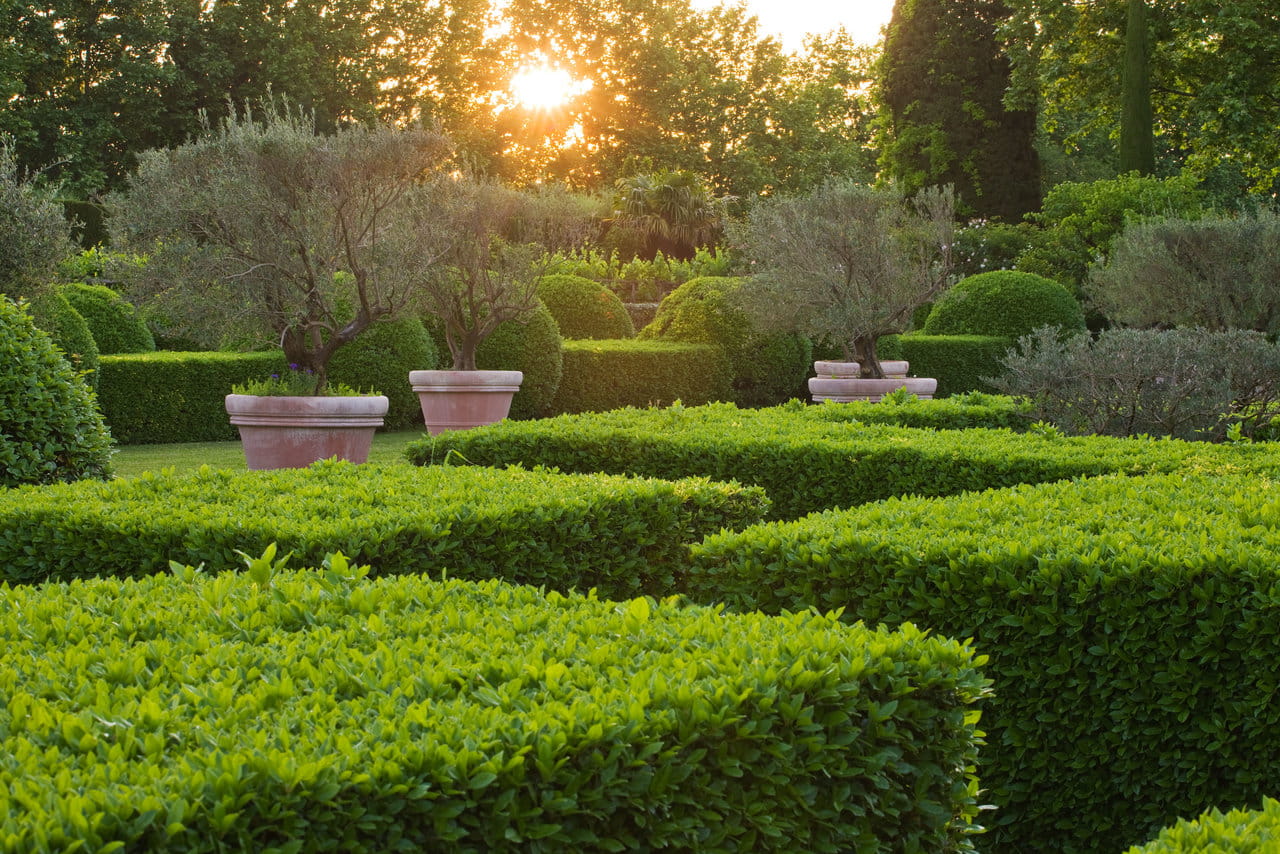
[808,375,937,403]
[409,370,523,435]
[812,360,910,378]
[225,394,389,470]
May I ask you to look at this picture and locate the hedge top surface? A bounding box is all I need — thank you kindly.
[0,560,987,852]
[536,273,635,340]
[1127,798,1280,853]
[923,270,1086,338]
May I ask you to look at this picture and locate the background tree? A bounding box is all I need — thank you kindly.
[0,144,73,299]
[610,171,726,261]
[877,0,1041,221]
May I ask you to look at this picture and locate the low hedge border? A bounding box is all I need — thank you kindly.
[687,471,1280,853]
[552,340,732,414]
[98,351,286,444]
[877,334,1014,396]
[0,563,989,852]
[798,391,1034,431]
[1127,798,1280,853]
[405,402,1237,520]
[0,461,767,597]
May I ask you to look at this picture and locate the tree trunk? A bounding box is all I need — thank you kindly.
[854,336,885,379]
[1120,0,1156,175]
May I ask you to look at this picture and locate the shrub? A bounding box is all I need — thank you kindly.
[59,282,156,354]
[1086,210,1280,333]
[878,333,1015,395]
[799,391,1035,431]
[25,288,101,389]
[551,340,732,414]
[536,273,635,339]
[545,246,735,302]
[0,461,766,594]
[0,563,988,852]
[1126,798,1280,853]
[988,326,1280,441]
[686,471,1280,853]
[0,297,113,487]
[327,315,437,429]
[0,145,73,299]
[951,219,1037,278]
[923,271,1086,338]
[640,276,811,406]
[97,351,286,444]
[405,402,1228,520]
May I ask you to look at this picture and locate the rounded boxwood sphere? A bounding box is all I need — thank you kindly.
[536,273,635,340]
[26,287,101,390]
[640,276,811,407]
[327,315,438,429]
[60,282,156,354]
[1,296,113,486]
[923,271,1086,338]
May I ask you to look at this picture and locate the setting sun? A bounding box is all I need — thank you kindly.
[509,64,588,111]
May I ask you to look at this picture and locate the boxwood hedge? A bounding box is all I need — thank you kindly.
[405,401,1234,519]
[0,461,766,597]
[552,340,732,414]
[1126,798,1280,853]
[687,471,1280,853]
[0,563,989,852]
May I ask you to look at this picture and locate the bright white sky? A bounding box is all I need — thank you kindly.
[692,0,896,49]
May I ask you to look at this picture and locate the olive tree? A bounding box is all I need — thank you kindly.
[0,144,74,299]
[734,179,954,378]
[108,102,453,393]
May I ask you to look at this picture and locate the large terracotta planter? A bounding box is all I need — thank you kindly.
[225,394,389,470]
[409,370,523,435]
[808,360,936,403]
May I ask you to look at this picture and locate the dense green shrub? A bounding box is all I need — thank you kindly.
[552,340,732,414]
[1086,210,1280,333]
[25,288,101,388]
[989,326,1280,441]
[0,297,113,487]
[405,402,1229,520]
[0,145,72,298]
[951,219,1037,279]
[545,246,735,302]
[60,282,156,354]
[0,461,766,595]
[923,271,1085,338]
[536,273,635,339]
[0,564,987,852]
[426,302,564,421]
[327,315,437,429]
[878,333,1015,395]
[97,351,286,444]
[640,276,811,406]
[799,391,1034,431]
[1126,798,1280,854]
[686,471,1280,853]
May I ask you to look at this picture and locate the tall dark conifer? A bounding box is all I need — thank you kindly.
[877,0,1041,221]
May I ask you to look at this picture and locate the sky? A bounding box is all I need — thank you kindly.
[691,0,896,49]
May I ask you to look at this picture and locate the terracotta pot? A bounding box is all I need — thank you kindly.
[809,375,937,403]
[409,370,523,435]
[812,360,910,379]
[225,394,389,470]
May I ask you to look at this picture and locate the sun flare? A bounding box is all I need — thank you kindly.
[509,64,586,111]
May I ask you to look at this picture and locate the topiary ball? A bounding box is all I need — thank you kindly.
[424,302,564,421]
[26,287,101,390]
[536,273,635,340]
[640,276,811,407]
[923,271,1086,338]
[1,296,114,487]
[327,316,438,430]
[60,282,156,354]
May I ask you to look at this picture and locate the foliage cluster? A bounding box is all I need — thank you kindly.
[405,402,1229,520]
[950,219,1037,279]
[1087,210,1280,333]
[640,276,811,407]
[797,391,1035,432]
[0,146,72,299]
[0,297,113,487]
[923,271,1085,338]
[687,471,1280,852]
[990,326,1280,441]
[877,334,1018,396]
[59,283,155,355]
[543,247,734,303]
[0,461,765,595]
[0,559,986,852]
[552,341,733,414]
[1127,798,1280,854]
[535,274,634,340]
[24,288,101,388]
[327,316,438,429]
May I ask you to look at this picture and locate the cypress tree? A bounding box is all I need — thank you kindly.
[877,0,1041,221]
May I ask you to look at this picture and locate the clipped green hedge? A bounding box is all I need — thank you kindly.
[537,273,635,339]
[1127,798,1280,854]
[0,461,766,597]
[405,402,1232,520]
[878,334,1014,396]
[923,270,1086,338]
[26,287,100,389]
[60,282,155,355]
[327,315,437,430]
[799,391,1034,431]
[687,472,1280,853]
[0,565,988,853]
[551,340,732,414]
[97,351,286,444]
